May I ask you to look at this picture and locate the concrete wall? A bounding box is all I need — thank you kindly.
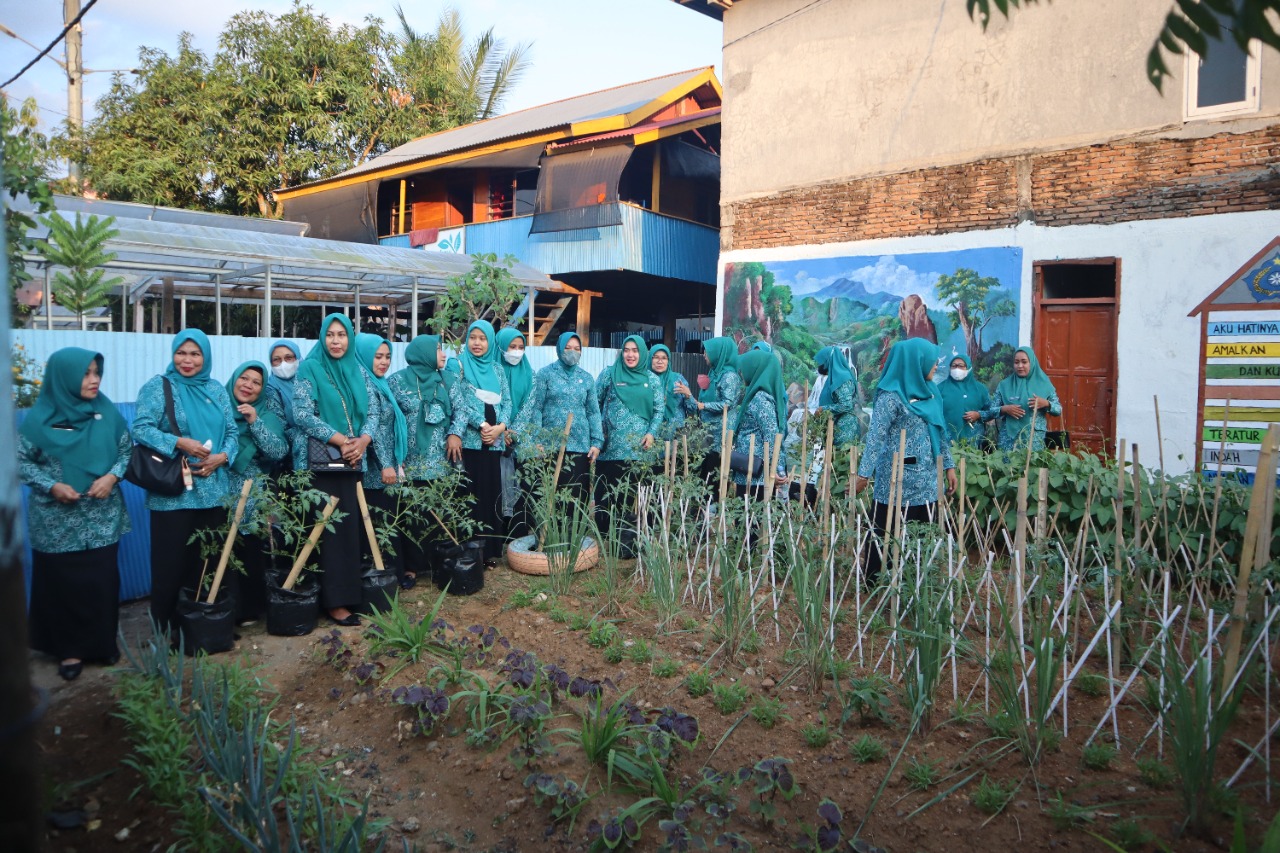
[721,0,1280,203]
[717,209,1280,473]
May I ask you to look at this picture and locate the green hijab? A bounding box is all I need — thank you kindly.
[460,319,502,395]
[496,327,533,414]
[395,336,454,458]
[225,362,286,474]
[816,346,855,407]
[297,314,369,436]
[700,337,739,402]
[938,354,987,441]
[737,349,787,434]
[995,346,1057,447]
[355,333,409,467]
[164,329,229,453]
[875,337,947,460]
[20,347,127,492]
[649,344,682,422]
[609,334,655,420]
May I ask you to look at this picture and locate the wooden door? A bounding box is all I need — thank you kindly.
[1033,262,1119,455]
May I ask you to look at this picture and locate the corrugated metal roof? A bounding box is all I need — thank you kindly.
[44,194,310,236]
[292,68,715,190]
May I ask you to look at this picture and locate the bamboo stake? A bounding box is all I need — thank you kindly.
[355,481,385,572]
[1112,438,1127,663]
[799,383,810,502]
[819,416,835,542]
[1014,477,1029,645]
[1132,443,1143,554]
[1221,422,1279,692]
[682,435,689,480]
[206,478,255,603]
[745,433,756,505]
[764,432,783,503]
[958,456,967,554]
[1035,467,1048,544]
[283,496,339,590]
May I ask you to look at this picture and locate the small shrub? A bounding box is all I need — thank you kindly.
[1045,792,1087,831]
[507,589,536,609]
[602,643,625,665]
[1109,818,1155,852]
[548,605,570,624]
[971,775,1014,815]
[842,673,893,725]
[711,683,748,715]
[624,639,653,664]
[740,631,762,654]
[1082,741,1118,771]
[684,671,712,698]
[1136,757,1174,789]
[586,621,619,649]
[651,656,679,678]
[568,612,590,631]
[950,700,980,725]
[801,717,835,749]
[848,733,885,764]
[904,756,942,791]
[749,697,789,730]
[1074,672,1108,697]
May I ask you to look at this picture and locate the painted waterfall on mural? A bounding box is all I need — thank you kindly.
[721,247,1023,394]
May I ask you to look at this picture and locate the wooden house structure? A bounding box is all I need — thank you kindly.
[276,68,723,347]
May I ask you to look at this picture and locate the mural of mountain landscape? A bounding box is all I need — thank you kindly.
[721,248,1023,397]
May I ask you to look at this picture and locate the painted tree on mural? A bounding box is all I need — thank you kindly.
[934,267,1015,363]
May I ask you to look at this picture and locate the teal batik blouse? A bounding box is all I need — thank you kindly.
[730,392,788,488]
[226,391,289,527]
[826,380,862,446]
[982,388,1062,452]
[388,371,451,480]
[290,372,383,472]
[362,384,401,491]
[448,367,512,452]
[514,362,604,454]
[19,431,133,553]
[857,391,955,506]
[699,371,744,453]
[596,370,665,462]
[133,374,239,511]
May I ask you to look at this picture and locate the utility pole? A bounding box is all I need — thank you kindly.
[65,0,84,190]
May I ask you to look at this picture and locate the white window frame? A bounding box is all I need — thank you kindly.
[1185,36,1261,120]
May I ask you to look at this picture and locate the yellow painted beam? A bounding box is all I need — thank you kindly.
[397,179,406,235]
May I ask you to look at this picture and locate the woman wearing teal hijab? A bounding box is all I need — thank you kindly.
[133,329,239,634]
[448,320,514,563]
[730,349,790,494]
[20,348,132,680]
[649,344,697,439]
[939,353,993,449]
[495,327,533,534]
[983,346,1061,451]
[672,336,743,480]
[513,331,604,499]
[595,335,665,538]
[223,361,289,623]
[355,333,410,583]
[294,313,380,626]
[854,337,957,583]
[815,345,862,446]
[389,335,454,586]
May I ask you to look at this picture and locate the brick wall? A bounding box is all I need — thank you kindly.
[725,125,1280,250]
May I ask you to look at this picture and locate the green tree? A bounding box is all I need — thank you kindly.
[2,94,55,325]
[427,253,525,346]
[967,0,1280,92]
[70,2,532,218]
[37,213,125,329]
[934,267,1005,363]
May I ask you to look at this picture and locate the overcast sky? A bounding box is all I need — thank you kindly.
[2,0,723,133]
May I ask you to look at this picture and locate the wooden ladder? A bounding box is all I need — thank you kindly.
[532,296,573,345]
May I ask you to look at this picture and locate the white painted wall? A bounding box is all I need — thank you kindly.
[718,209,1280,473]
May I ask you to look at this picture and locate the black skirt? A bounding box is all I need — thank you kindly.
[314,471,362,610]
[462,448,504,560]
[29,544,121,662]
[863,500,936,584]
[150,507,225,632]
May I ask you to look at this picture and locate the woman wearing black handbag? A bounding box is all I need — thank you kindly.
[292,314,379,627]
[19,348,132,680]
[132,330,238,635]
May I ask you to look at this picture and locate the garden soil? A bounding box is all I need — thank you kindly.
[34,567,1277,853]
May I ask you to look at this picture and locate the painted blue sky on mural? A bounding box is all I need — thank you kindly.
[765,247,1022,310]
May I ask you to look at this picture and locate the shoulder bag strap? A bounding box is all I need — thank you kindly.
[162,377,179,436]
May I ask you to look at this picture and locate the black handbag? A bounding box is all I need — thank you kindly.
[124,378,186,496]
[307,437,348,471]
[1044,430,1071,451]
[728,449,765,477]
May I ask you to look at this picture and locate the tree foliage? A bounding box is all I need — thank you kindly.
[2,94,55,324]
[68,2,532,218]
[37,213,125,327]
[427,253,526,346]
[967,0,1280,92]
[934,267,1007,363]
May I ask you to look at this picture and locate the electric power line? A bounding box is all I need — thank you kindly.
[0,0,100,90]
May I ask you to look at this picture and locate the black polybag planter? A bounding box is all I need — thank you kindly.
[265,569,319,637]
[445,540,485,596]
[615,525,638,560]
[428,541,454,590]
[359,567,399,615]
[176,586,235,655]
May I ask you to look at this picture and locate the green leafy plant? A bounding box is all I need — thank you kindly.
[684,671,712,698]
[748,696,789,730]
[363,589,449,678]
[1082,742,1118,772]
[10,342,41,407]
[624,639,653,664]
[840,673,893,726]
[1074,672,1108,697]
[800,716,834,749]
[1108,818,1156,852]
[971,775,1014,816]
[710,682,748,715]
[587,620,620,649]
[37,212,124,327]
[1136,757,1174,790]
[602,642,625,665]
[651,656,679,679]
[903,756,942,791]
[426,253,525,343]
[848,734,886,764]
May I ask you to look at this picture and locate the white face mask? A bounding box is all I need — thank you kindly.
[950,367,969,381]
[272,360,299,380]
[503,350,524,366]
